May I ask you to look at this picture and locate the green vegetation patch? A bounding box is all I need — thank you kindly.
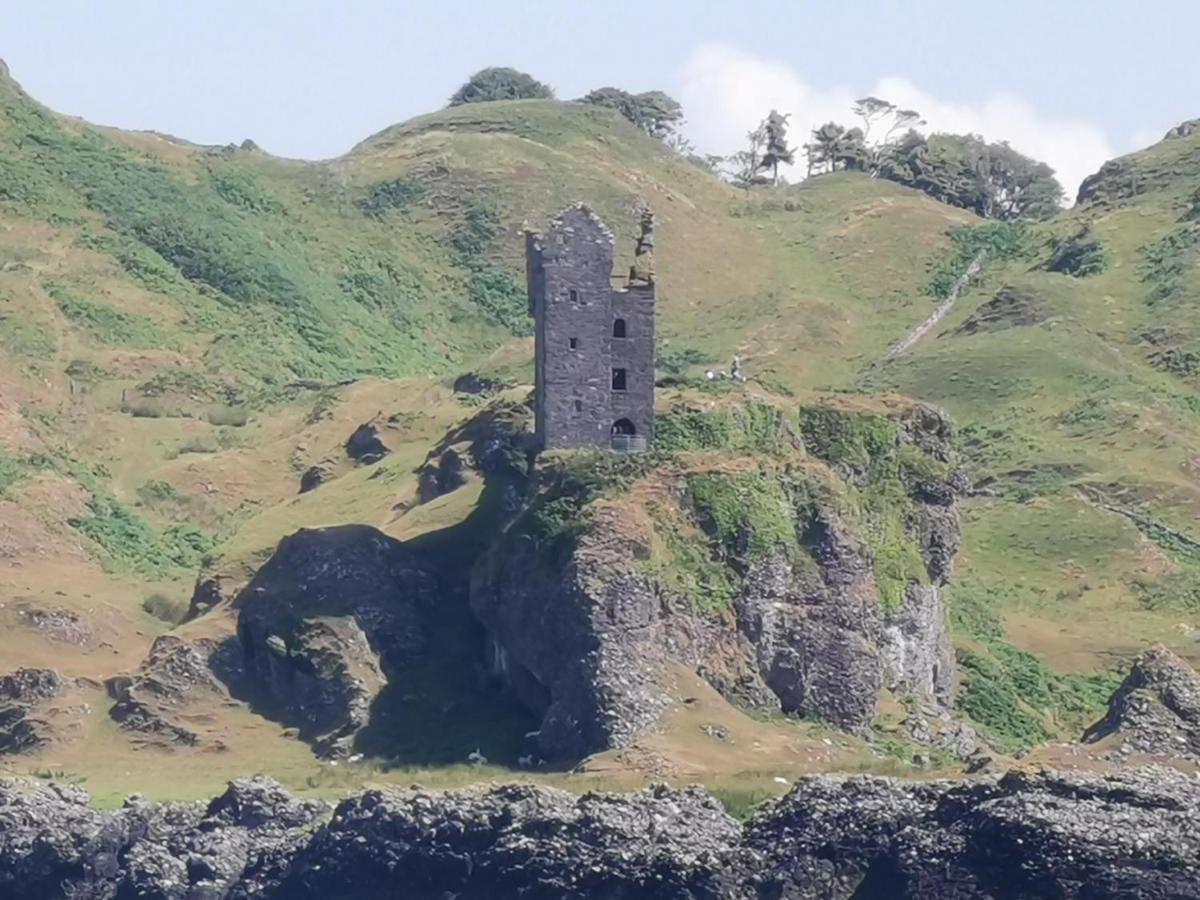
[449,204,530,336]
[69,493,214,577]
[1138,223,1200,306]
[1133,570,1200,612]
[208,164,285,214]
[856,483,927,611]
[796,404,898,472]
[360,177,425,217]
[656,402,791,454]
[925,222,1035,297]
[685,470,799,560]
[47,281,166,348]
[949,579,1120,751]
[0,311,56,358]
[1045,224,1109,277]
[0,455,29,496]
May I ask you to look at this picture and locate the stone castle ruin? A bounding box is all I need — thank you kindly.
[525,205,656,450]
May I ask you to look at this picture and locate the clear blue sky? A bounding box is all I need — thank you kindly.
[4,1,1196,178]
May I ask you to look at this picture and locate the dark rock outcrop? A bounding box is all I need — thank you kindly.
[453,371,508,394]
[0,776,326,900]
[282,782,737,899]
[727,766,1200,899]
[345,419,391,463]
[1083,644,1200,760]
[1,768,1198,899]
[226,525,439,756]
[106,635,227,747]
[417,448,467,503]
[0,668,63,754]
[298,460,334,493]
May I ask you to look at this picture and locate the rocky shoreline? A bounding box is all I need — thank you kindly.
[2,765,1198,899]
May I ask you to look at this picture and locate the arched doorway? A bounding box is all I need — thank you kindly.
[611,418,636,436]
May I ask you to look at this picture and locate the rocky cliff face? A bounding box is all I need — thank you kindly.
[2,767,1197,899]
[472,399,968,760]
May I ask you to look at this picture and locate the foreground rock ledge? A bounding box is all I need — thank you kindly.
[0,767,1197,899]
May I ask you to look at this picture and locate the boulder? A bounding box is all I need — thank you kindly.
[1083,643,1200,760]
[416,448,467,503]
[0,668,63,754]
[345,419,391,464]
[298,460,334,494]
[452,371,508,394]
[106,635,227,747]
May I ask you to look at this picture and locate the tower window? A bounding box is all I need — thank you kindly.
[569,337,578,349]
[612,368,627,391]
[574,399,583,413]
[613,318,627,338]
[569,289,578,303]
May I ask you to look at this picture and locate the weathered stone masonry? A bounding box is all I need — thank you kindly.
[526,206,655,450]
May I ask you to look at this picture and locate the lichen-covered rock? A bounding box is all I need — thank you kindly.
[472,506,676,760]
[1083,644,1200,760]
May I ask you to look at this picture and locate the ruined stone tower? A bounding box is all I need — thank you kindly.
[526,205,655,450]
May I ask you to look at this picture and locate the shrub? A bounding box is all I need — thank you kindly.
[656,341,714,375]
[796,405,898,471]
[360,178,425,217]
[685,470,797,560]
[1045,224,1109,277]
[448,67,555,106]
[205,404,249,427]
[47,281,164,347]
[925,222,1035,297]
[69,494,212,576]
[656,403,788,454]
[142,592,190,625]
[0,456,27,496]
[1139,224,1200,306]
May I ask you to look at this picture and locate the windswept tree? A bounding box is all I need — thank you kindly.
[448,67,555,106]
[580,88,685,143]
[805,122,870,175]
[757,110,795,184]
[880,132,1063,220]
[725,119,770,188]
[849,97,925,174]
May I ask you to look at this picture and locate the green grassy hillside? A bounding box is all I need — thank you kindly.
[1,57,1199,793]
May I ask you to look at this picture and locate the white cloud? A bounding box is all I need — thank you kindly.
[678,43,1116,202]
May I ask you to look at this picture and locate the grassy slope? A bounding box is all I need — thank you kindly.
[1,57,1199,793]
